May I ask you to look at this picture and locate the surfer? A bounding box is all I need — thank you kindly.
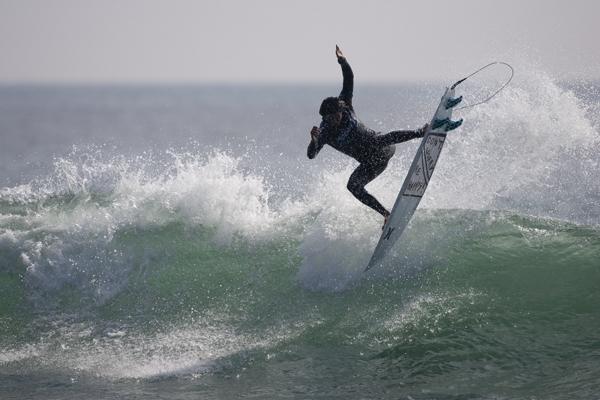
[308,45,428,226]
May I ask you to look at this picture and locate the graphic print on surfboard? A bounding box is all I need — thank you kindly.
[365,87,463,271]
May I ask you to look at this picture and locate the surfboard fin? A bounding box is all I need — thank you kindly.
[445,119,463,131]
[432,118,450,130]
[445,96,463,109]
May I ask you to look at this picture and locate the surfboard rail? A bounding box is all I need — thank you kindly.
[365,87,462,271]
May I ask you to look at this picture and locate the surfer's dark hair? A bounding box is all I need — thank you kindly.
[319,97,341,116]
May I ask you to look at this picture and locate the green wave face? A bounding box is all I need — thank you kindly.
[1,203,599,398]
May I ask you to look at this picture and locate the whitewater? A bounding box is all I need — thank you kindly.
[1,66,599,399]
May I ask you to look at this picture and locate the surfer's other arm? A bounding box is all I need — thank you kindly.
[307,126,325,159]
[336,45,353,108]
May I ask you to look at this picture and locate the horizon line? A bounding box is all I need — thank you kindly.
[1,77,598,87]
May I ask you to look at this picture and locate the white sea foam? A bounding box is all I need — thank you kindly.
[0,316,301,380]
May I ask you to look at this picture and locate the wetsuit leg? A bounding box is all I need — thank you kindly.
[372,130,423,147]
[346,161,390,217]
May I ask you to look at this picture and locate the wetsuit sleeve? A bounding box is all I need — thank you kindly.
[338,57,354,108]
[307,135,325,159]
[307,123,328,159]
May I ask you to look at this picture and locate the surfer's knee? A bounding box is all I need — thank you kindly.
[346,179,357,193]
[346,179,364,197]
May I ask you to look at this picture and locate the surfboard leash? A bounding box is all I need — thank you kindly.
[451,61,514,110]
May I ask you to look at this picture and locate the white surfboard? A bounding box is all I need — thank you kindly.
[365,87,462,271]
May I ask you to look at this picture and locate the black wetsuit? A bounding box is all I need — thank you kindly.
[307,57,424,217]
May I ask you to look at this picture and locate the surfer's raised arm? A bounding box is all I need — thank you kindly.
[336,45,353,108]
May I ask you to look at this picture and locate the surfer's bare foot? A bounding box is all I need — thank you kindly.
[382,213,390,230]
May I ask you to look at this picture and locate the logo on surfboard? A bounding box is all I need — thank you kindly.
[404,134,446,197]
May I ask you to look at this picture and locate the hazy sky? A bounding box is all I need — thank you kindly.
[1,0,599,83]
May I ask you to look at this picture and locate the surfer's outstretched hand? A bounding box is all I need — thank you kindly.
[418,123,429,136]
[310,126,320,142]
[335,45,345,61]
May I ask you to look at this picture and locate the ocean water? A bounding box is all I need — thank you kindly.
[1,68,599,399]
